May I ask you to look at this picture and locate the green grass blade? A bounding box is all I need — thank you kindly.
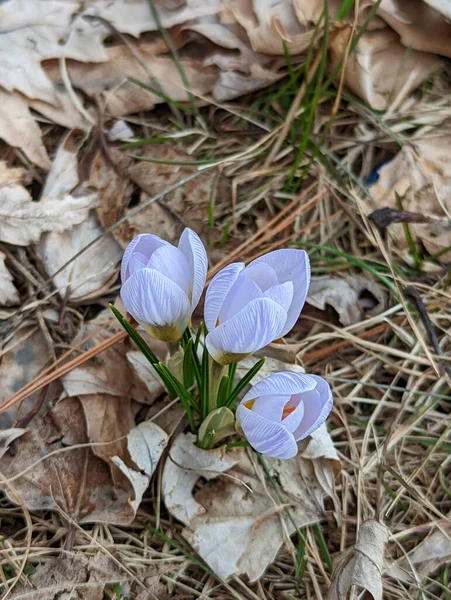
[225,358,265,409]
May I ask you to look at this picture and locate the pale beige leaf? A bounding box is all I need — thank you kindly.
[388,526,451,583]
[126,351,165,403]
[0,428,26,460]
[307,275,385,326]
[0,89,50,169]
[329,27,443,111]
[0,186,97,246]
[127,420,169,477]
[423,0,451,19]
[163,430,340,581]
[370,135,451,260]
[0,251,20,306]
[328,519,389,600]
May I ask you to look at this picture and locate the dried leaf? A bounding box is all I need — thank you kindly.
[307,275,385,326]
[0,251,20,306]
[388,526,451,583]
[0,428,26,460]
[37,138,122,302]
[327,519,389,600]
[369,207,432,230]
[369,135,451,261]
[10,552,127,600]
[163,429,340,580]
[0,327,50,428]
[0,185,97,246]
[329,26,442,111]
[126,420,169,477]
[127,350,165,403]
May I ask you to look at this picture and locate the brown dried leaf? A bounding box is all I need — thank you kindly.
[0,428,26,460]
[329,26,442,111]
[163,428,340,581]
[307,275,385,326]
[327,519,389,600]
[369,135,451,261]
[10,552,127,600]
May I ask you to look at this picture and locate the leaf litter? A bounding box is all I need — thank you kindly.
[1,0,451,598]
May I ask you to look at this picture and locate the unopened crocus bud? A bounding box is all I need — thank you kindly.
[121,228,207,342]
[237,371,333,459]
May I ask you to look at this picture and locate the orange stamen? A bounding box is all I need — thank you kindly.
[282,406,296,419]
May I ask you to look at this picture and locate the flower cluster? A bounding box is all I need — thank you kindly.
[115,228,332,459]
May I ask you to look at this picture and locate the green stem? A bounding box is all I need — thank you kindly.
[209,359,225,413]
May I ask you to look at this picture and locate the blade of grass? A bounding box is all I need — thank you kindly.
[224,358,265,409]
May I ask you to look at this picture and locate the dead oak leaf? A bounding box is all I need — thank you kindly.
[163,429,340,581]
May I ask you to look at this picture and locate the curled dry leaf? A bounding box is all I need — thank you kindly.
[37,136,122,302]
[387,526,451,583]
[163,428,340,581]
[0,251,20,306]
[307,275,385,326]
[0,428,26,460]
[329,26,442,111]
[10,552,127,600]
[369,135,451,261]
[327,519,389,600]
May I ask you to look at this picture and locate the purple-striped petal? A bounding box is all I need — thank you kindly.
[264,281,294,313]
[147,244,190,295]
[292,376,333,441]
[237,405,298,459]
[204,263,244,331]
[241,372,317,404]
[243,262,278,291]
[250,394,292,422]
[218,275,263,323]
[205,297,287,365]
[121,267,190,341]
[121,234,169,283]
[178,228,208,310]
[249,249,310,338]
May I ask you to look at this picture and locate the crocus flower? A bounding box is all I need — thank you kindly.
[204,249,310,364]
[237,371,333,459]
[121,228,207,342]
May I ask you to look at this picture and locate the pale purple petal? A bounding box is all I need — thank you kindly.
[204,263,244,331]
[264,281,294,313]
[250,394,292,422]
[218,274,263,323]
[147,245,190,295]
[178,228,208,310]
[292,376,333,441]
[281,400,305,434]
[243,263,278,291]
[121,234,169,283]
[249,249,310,337]
[121,267,190,332]
[205,297,287,365]
[237,405,298,459]
[241,371,317,404]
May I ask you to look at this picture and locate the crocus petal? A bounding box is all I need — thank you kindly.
[121,268,190,341]
[206,297,287,365]
[250,394,292,422]
[249,249,310,338]
[178,228,208,310]
[237,405,298,459]
[121,234,169,283]
[218,275,263,323]
[281,400,305,434]
[264,281,294,313]
[242,262,278,291]
[204,263,244,331]
[292,375,333,441]
[241,371,317,404]
[147,244,191,295]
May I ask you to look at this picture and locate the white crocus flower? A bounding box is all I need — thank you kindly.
[120,229,207,342]
[204,249,310,364]
[237,372,333,459]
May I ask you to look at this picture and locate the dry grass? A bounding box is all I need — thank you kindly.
[1,23,451,600]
